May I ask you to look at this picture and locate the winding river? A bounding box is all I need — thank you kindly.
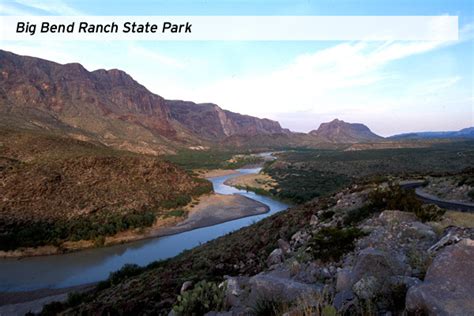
[0,167,289,292]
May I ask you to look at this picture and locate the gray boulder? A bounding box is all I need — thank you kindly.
[267,248,284,266]
[406,239,474,315]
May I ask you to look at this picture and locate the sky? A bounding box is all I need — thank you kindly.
[0,0,473,136]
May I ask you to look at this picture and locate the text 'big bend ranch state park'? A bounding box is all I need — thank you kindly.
[16,21,193,36]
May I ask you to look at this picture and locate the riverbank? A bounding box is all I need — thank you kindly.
[0,192,268,258]
[0,283,95,315]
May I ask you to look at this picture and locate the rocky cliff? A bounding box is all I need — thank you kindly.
[0,50,288,154]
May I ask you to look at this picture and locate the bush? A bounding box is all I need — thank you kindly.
[108,264,144,286]
[468,189,474,200]
[415,204,445,222]
[173,280,226,315]
[251,296,286,316]
[368,184,422,213]
[368,185,445,222]
[308,227,366,262]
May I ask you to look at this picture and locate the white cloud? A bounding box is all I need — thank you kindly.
[170,40,448,114]
[127,44,186,69]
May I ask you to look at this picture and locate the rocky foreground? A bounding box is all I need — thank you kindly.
[172,186,474,315]
[45,182,474,315]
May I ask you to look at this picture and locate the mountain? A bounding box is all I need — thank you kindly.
[389,127,474,140]
[0,50,287,154]
[309,118,383,143]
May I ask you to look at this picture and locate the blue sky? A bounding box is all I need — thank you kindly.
[1,0,473,135]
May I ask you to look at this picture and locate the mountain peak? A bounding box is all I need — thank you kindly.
[310,118,382,143]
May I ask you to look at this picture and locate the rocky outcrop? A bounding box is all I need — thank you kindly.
[165,101,288,141]
[406,238,474,315]
[0,49,289,154]
[309,119,383,143]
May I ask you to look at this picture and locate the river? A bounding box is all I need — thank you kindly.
[0,167,289,292]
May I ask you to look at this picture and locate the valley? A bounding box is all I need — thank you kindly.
[0,50,473,315]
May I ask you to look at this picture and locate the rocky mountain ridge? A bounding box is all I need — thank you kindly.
[0,50,288,154]
[309,118,383,143]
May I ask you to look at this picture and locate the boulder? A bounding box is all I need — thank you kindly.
[406,239,474,315]
[180,280,193,294]
[278,238,291,254]
[378,210,417,225]
[310,214,319,226]
[267,248,284,266]
[247,273,322,305]
[353,276,379,300]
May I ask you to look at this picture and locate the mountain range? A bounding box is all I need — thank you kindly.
[389,127,474,140]
[0,49,472,154]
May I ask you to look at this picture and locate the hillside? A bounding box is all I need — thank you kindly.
[0,128,212,251]
[389,127,474,140]
[41,179,474,316]
[309,119,383,143]
[0,50,288,154]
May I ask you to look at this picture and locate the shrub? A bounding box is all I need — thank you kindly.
[343,205,376,225]
[368,184,444,222]
[108,264,144,286]
[415,204,445,222]
[468,189,474,200]
[251,296,286,316]
[173,280,226,315]
[308,227,366,262]
[368,184,422,214]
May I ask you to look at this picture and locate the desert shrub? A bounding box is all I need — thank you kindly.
[308,227,366,262]
[319,210,335,221]
[173,280,226,315]
[251,296,287,316]
[369,185,446,222]
[108,264,144,286]
[368,184,422,213]
[343,205,377,225]
[166,209,187,217]
[415,204,445,222]
[468,189,474,200]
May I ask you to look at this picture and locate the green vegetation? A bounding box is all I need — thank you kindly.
[468,189,474,200]
[264,166,350,204]
[165,209,187,218]
[164,149,263,170]
[251,296,287,316]
[173,280,226,315]
[0,209,157,250]
[368,185,445,222]
[273,141,474,179]
[308,227,367,262]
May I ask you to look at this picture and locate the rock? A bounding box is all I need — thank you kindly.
[247,273,322,305]
[379,210,417,225]
[406,239,474,315]
[290,230,310,248]
[180,281,193,294]
[333,290,355,310]
[310,215,319,226]
[278,238,291,254]
[267,248,284,266]
[428,230,461,254]
[336,268,353,292]
[353,276,379,299]
[352,248,404,282]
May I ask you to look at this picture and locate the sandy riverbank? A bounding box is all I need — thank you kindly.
[224,173,276,191]
[0,193,269,258]
[199,169,239,178]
